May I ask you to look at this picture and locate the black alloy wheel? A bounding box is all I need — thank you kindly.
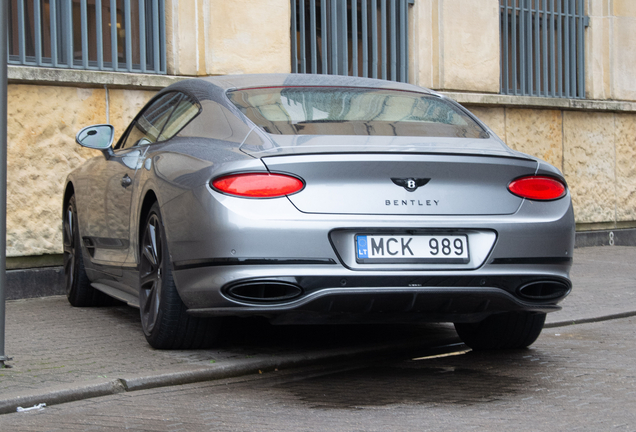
[63,195,108,306]
[139,202,219,349]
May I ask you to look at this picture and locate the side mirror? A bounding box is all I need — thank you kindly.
[76,124,115,158]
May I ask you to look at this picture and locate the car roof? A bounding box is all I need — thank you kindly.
[195,73,435,94]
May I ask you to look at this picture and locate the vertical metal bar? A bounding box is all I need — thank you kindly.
[542,0,548,96]
[339,0,347,75]
[51,0,58,67]
[534,0,541,95]
[557,0,562,97]
[291,0,298,73]
[17,0,26,64]
[124,0,132,72]
[389,0,397,81]
[157,0,164,73]
[569,0,576,97]
[351,0,358,77]
[330,0,337,74]
[399,0,406,83]
[66,0,73,67]
[563,0,570,97]
[0,0,9,369]
[577,0,584,98]
[34,0,42,65]
[511,0,517,95]
[96,0,104,69]
[362,0,368,77]
[309,0,317,74]
[526,0,532,95]
[321,0,327,74]
[502,0,509,94]
[519,0,526,94]
[110,0,118,71]
[81,0,89,68]
[550,0,555,96]
[139,0,146,72]
[380,0,387,80]
[299,0,306,73]
[371,0,378,78]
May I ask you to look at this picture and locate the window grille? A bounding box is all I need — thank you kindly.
[8,0,166,74]
[500,0,587,98]
[291,0,413,83]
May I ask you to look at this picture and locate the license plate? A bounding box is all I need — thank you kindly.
[356,234,469,264]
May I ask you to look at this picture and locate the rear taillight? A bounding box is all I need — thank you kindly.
[508,176,566,200]
[211,173,304,198]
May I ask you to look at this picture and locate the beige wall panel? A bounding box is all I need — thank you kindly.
[466,106,506,141]
[563,111,616,223]
[208,0,291,75]
[412,0,435,88]
[612,0,636,16]
[171,0,200,76]
[615,113,636,221]
[440,0,499,92]
[611,14,636,101]
[6,85,106,256]
[585,2,611,100]
[505,109,563,169]
[108,89,156,143]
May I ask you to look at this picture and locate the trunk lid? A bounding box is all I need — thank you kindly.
[262,150,537,216]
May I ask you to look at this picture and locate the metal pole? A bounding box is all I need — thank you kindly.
[1,0,10,368]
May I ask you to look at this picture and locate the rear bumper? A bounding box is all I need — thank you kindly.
[186,285,565,324]
[177,261,572,323]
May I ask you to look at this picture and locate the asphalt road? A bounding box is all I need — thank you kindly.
[1,316,634,431]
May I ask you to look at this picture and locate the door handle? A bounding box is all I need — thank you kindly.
[121,174,132,188]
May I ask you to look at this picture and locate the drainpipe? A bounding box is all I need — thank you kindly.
[0,0,10,368]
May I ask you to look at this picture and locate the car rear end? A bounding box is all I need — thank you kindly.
[168,81,574,339]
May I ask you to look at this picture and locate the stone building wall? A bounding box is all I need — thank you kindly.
[467,105,636,230]
[6,84,155,257]
[6,0,636,260]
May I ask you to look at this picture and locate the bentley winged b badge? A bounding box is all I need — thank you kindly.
[391,177,431,192]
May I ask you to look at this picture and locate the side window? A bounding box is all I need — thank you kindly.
[157,95,201,141]
[118,92,183,150]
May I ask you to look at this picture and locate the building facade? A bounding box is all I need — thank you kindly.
[6,0,636,270]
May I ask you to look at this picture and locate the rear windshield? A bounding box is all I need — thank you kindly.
[227,87,487,138]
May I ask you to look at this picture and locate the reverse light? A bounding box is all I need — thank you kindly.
[508,176,566,200]
[211,173,305,198]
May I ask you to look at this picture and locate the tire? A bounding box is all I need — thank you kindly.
[63,195,112,307]
[139,202,220,349]
[454,311,546,350]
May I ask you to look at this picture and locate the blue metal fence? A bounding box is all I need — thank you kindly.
[291,0,412,83]
[7,0,166,74]
[501,0,587,99]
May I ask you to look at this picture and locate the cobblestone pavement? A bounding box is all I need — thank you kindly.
[0,246,635,415]
[547,246,636,325]
[0,316,634,431]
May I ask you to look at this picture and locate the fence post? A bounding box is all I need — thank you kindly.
[0,0,10,368]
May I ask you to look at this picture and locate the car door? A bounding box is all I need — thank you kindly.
[83,92,184,273]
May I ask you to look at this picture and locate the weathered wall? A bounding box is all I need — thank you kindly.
[412,0,500,93]
[581,0,636,101]
[6,84,154,257]
[467,105,636,229]
[165,0,291,76]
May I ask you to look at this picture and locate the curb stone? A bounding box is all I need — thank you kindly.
[0,337,463,415]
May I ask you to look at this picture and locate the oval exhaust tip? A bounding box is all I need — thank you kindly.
[227,281,303,303]
[517,281,570,301]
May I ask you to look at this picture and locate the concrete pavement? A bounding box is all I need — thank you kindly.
[0,246,634,414]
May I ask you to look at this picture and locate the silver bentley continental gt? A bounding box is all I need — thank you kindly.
[63,74,574,350]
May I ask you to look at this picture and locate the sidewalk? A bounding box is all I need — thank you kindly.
[1,246,635,414]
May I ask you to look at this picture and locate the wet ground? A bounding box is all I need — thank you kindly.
[1,316,634,431]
